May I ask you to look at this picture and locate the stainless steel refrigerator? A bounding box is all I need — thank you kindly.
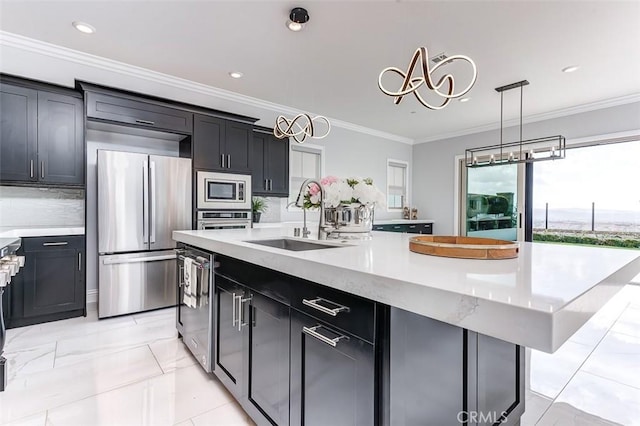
[97,150,191,318]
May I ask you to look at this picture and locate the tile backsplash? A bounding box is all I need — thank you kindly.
[0,186,84,227]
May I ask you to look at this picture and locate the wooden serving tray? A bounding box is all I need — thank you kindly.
[409,235,519,259]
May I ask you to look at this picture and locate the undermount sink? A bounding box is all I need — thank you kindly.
[246,238,346,252]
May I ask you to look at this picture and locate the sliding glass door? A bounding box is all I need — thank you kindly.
[461,162,525,241]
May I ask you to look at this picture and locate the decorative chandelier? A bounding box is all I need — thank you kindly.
[273,113,331,144]
[465,80,566,168]
[377,46,477,110]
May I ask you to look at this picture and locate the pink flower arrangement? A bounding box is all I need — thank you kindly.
[302,176,385,209]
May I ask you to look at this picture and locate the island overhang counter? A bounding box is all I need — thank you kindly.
[173,227,640,353]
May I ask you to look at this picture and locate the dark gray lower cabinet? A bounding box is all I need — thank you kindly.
[7,235,85,328]
[215,273,246,399]
[389,308,524,426]
[249,292,290,425]
[214,265,291,425]
[290,309,375,426]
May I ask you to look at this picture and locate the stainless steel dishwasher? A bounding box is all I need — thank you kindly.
[175,245,213,372]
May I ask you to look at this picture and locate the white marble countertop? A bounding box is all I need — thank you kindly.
[0,226,85,238]
[173,227,640,353]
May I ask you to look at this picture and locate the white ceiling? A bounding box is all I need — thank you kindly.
[1,1,639,143]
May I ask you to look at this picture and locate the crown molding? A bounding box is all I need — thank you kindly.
[416,93,640,144]
[0,31,414,145]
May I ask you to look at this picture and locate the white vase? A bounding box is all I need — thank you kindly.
[323,203,374,236]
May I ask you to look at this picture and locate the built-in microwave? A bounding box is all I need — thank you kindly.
[196,171,252,210]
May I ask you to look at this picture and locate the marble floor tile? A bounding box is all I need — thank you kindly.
[519,391,552,426]
[610,306,640,338]
[0,411,47,426]
[54,316,177,367]
[0,345,162,424]
[3,342,55,383]
[149,337,198,373]
[191,401,256,426]
[526,341,593,399]
[581,331,640,389]
[133,307,177,325]
[5,311,136,352]
[45,365,233,426]
[537,371,640,426]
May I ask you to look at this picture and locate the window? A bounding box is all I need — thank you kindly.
[290,143,324,202]
[387,159,408,210]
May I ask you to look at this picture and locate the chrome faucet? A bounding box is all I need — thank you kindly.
[295,179,329,239]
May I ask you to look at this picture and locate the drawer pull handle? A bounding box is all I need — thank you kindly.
[393,226,402,229]
[302,297,349,317]
[303,325,349,347]
[409,225,416,228]
[43,242,68,246]
[135,119,155,125]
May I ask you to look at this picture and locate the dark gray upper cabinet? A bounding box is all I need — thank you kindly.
[193,114,224,170]
[86,91,193,134]
[252,130,289,197]
[0,81,84,186]
[193,114,252,173]
[37,92,83,185]
[0,83,37,182]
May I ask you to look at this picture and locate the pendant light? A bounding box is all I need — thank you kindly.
[465,80,565,167]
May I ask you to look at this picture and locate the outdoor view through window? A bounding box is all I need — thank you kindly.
[533,141,640,248]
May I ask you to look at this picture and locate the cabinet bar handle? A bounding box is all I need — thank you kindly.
[40,161,45,179]
[268,179,272,191]
[264,179,267,190]
[227,155,230,169]
[30,160,34,178]
[239,295,252,330]
[135,119,155,125]
[43,242,68,246]
[409,225,416,228]
[221,154,225,168]
[393,226,402,229]
[78,252,82,271]
[302,325,349,347]
[232,292,238,326]
[302,297,349,317]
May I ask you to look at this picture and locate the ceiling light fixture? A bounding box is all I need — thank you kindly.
[562,65,580,73]
[378,46,477,110]
[228,71,243,79]
[459,97,470,103]
[273,113,330,144]
[72,21,96,34]
[465,80,565,167]
[287,7,309,32]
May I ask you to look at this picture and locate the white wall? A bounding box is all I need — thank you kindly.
[412,102,640,234]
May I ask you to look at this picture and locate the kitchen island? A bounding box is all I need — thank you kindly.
[173,227,640,425]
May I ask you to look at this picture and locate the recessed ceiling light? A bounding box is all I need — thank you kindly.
[287,7,309,32]
[459,97,471,103]
[562,65,579,73]
[410,111,417,114]
[72,21,96,34]
[229,72,244,79]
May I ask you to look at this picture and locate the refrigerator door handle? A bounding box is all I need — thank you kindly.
[102,254,176,265]
[150,160,156,244]
[142,161,149,245]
